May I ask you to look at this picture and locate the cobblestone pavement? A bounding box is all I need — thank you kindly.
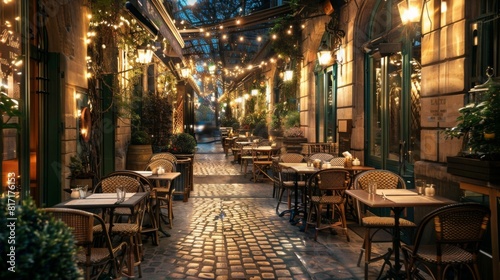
[137,141,389,280]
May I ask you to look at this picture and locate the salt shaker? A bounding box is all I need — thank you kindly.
[425,184,435,196]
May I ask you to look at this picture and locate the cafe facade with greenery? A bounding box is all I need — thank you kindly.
[1,0,499,277]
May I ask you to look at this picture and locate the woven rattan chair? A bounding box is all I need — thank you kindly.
[330,157,346,167]
[145,159,176,228]
[279,153,304,163]
[309,153,335,162]
[305,169,351,241]
[353,170,416,280]
[402,202,490,280]
[105,170,159,245]
[145,158,176,177]
[44,208,127,280]
[93,194,148,278]
[148,152,177,165]
[275,153,305,216]
[93,174,146,220]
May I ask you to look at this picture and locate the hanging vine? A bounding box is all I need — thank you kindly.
[85,0,156,181]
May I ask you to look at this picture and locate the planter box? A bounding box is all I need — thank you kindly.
[283,137,308,153]
[447,156,500,183]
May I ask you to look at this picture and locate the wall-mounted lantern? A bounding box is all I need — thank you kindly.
[397,0,424,24]
[208,63,216,75]
[180,67,191,79]
[317,40,332,66]
[283,69,294,82]
[137,44,153,64]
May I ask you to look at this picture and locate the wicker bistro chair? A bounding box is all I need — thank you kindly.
[93,193,148,279]
[148,152,177,165]
[304,169,352,241]
[330,157,346,167]
[94,174,146,220]
[402,202,490,280]
[105,170,159,245]
[353,170,417,280]
[309,153,335,162]
[279,153,305,163]
[275,164,308,217]
[44,208,128,280]
[275,153,306,216]
[145,159,176,228]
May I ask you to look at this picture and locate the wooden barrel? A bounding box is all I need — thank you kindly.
[126,145,153,170]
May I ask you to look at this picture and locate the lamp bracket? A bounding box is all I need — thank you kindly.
[325,15,345,51]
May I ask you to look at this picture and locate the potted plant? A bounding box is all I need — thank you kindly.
[283,126,307,154]
[168,133,197,155]
[0,196,81,279]
[68,154,94,189]
[444,67,500,182]
[126,129,153,170]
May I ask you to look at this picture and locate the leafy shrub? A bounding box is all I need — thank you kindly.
[252,121,269,139]
[169,133,197,154]
[131,130,152,145]
[68,154,94,179]
[284,111,300,129]
[0,196,81,280]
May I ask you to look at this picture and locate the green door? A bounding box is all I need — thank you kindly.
[316,65,337,144]
[364,0,422,184]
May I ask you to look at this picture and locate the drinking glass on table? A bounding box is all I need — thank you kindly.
[415,179,425,195]
[368,182,377,194]
[116,186,126,202]
[77,185,88,199]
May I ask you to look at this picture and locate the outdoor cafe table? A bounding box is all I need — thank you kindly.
[278,163,374,224]
[250,146,280,182]
[53,192,149,235]
[346,189,456,279]
[132,171,181,238]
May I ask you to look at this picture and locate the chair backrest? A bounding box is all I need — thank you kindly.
[330,157,346,167]
[252,147,272,161]
[309,153,335,162]
[411,202,490,261]
[258,140,271,146]
[149,152,177,164]
[145,158,176,173]
[353,169,405,191]
[106,170,154,192]
[95,174,145,193]
[279,153,304,163]
[353,169,406,222]
[308,169,351,199]
[44,208,116,260]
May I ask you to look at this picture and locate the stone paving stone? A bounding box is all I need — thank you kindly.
[136,142,390,280]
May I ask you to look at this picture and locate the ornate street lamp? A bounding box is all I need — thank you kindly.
[283,69,294,82]
[317,40,332,66]
[397,0,424,24]
[137,44,153,64]
[180,67,191,79]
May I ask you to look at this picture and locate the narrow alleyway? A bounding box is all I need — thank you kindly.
[138,140,388,280]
